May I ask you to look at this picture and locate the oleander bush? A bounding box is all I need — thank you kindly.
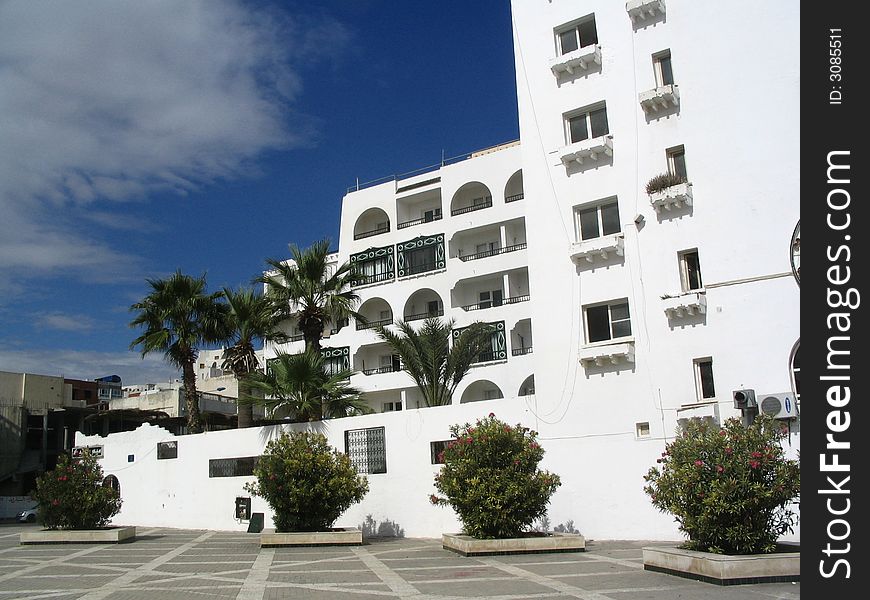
[643,415,800,554]
[33,453,122,530]
[645,172,687,194]
[430,414,561,539]
[245,431,368,532]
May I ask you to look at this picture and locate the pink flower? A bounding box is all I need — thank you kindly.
[749,460,760,469]
[488,412,495,418]
[751,451,763,459]
[718,430,726,436]
[694,460,704,467]
[716,465,724,473]
[530,442,539,449]
[51,500,59,506]
[725,447,733,455]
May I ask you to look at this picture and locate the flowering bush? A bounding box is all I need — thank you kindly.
[645,172,687,194]
[431,414,561,539]
[245,431,368,532]
[643,416,800,554]
[32,452,121,530]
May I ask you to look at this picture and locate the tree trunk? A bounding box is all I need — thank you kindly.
[236,376,253,428]
[182,360,204,434]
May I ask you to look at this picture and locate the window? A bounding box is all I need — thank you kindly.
[679,249,703,291]
[345,426,387,474]
[430,440,451,464]
[357,256,392,284]
[636,422,651,438]
[321,347,349,377]
[423,208,442,222]
[476,241,500,255]
[157,441,178,460]
[694,358,716,400]
[585,301,631,343]
[382,401,402,412]
[557,16,598,55]
[576,200,620,241]
[567,105,609,144]
[667,146,687,180]
[483,389,501,400]
[478,289,503,309]
[209,456,260,478]
[379,310,391,321]
[654,50,674,86]
[427,300,442,316]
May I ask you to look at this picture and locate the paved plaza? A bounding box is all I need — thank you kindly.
[0,524,799,599]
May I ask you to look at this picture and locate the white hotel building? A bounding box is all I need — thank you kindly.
[81,1,800,539]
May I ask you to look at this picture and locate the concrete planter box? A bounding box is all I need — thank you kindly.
[442,532,585,556]
[260,527,363,547]
[643,544,799,585]
[20,526,136,545]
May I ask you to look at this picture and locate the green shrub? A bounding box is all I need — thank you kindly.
[33,452,122,530]
[643,415,800,554]
[431,414,561,539]
[646,172,687,194]
[245,431,368,532]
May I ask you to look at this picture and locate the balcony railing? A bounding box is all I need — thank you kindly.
[461,294,531,312]
[458,242,527,262]
[289,333,304,342]
[475,351,503,363]
[404,309,444,322]
[450,197,492,216]
[354,270,394,286]
[362,365,401,376]
[356,317,393,331]
[397,213,442,230]
[512,346,533,356]
[353,225,390,240]
[505,192,524,203]
[403,261,439,277]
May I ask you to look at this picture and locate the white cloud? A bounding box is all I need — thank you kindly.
[0,0,345,282]
[0,348,177,385]
[34,312,98,333]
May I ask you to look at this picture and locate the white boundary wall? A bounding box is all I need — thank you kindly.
[76,398,799,541]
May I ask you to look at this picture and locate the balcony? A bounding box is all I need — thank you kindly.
[558,135,613,167]
[397,212,442,230]
[404,308,444,322]
[362,365,401,376]
[451,197,492,216]
[550,45,602,77]
[458,242,527,262]
[356,317,393,331]
[639,84,680,113]
[650,182,692,212]
[578,340,635,367]
[570,233,624,264]
[626,0,665,23]
[505,192,524,203]
[512,346,533,356]
[354,224,390,241]
[354,270,394,287]
[661,291,707,318]
[461,294,530,312]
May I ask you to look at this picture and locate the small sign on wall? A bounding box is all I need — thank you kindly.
[157,441,178,460]
[71,445,104,459]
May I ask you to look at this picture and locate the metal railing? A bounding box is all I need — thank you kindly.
[458,242,527,262]
[362,365,401,376]
[475,351,501,363]
[289,333,304,342]
[505,192,525,203]
[356,317,393,331]
[461,294,531,312]
[404,309,444,322]
[397,213,442,230]
[353,270,394,286]
[402,262,440,277]
[353,225,390,240]
[512,346,533,356]
[450,197,492,216]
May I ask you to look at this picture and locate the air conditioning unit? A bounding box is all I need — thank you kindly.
[758,393,798,419]
[732,389,757,409]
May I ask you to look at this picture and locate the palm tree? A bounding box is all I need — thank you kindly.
[129,270,229,434]
[375,318,493,407]
[258,239,361,353]
[222,286,288,428]
[246,350,371,422]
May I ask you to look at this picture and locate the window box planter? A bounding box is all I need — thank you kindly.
[661,291,706,318]
[569,233,624,264]
[642,544,799,585]
[626,0,666,23]
[578,340,635,367]
[649,182,692,212]
[260,527,363,547]
[443,532,585,556]
[558,135,613,167]
[549,45,602,77]
[639,84,680,112]
[20,526,136,545]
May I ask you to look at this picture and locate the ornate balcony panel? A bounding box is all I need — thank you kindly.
[569,233,624,264]
[350,245,395,287]
[397,234,446,278]
[649,182,693,212]
[639,84,680,113]
[452,321,507,364]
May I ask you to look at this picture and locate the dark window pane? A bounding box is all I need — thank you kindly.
[492,289,503,306]
[612,319,632,339]
[578,19,598,47]
[587,305,611,343]
[610,302,632,338]
[579,207,600,240]
[430,440,451,464]
[699,361,716,398]
[569,114,588,143]
[684,251,702,290]
[601,202,621,235]
[559,29,578,54]
[589,107,609,137]
[670,149,687,179]
[659,55,674,85]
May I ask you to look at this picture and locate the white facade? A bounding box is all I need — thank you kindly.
[78,1,799,541]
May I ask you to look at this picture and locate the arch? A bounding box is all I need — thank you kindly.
[789,339,800,402]
[102,474,120,496]
[504,169,524,202]
[518,374,535,397]
[450,181,493,215]
[357,297,394,330]
[353,207,391,240]
[403,288,444,322]
[460,380,504,404]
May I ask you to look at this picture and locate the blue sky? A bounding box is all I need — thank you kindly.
[0,0,519,383]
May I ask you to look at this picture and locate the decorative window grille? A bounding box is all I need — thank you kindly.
[209,456,259,478]
[157,441,178,460]
[397,234,446,277]
[452,321,507,363]
[344,426,387,474]
[320,346,350,377]
[350,245,395,286]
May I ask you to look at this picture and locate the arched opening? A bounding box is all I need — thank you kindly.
[450,182,493,216]
[519,375,535,397]
[504,169,524,203]
[102,474,120,496]
[403,288,444,322]
[356,297,394,330]
[460,380,504,404]
[353,207,391,240]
